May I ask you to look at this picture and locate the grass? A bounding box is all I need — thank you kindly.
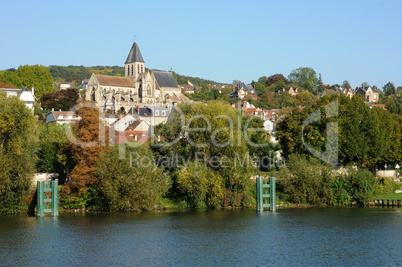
[373,193,402,199]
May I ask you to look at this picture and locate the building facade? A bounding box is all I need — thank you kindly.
[86,42,189,113]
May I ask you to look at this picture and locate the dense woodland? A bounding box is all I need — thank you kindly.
[0,65,401,213]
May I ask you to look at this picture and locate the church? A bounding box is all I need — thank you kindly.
[86,42,189,113]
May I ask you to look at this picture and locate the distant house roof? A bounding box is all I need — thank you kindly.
[153,71,179,88]
[180,84,194,90]
[46,111,80,124]
[0,82,16,89]
[229,82,258,98]
[125,42,145,63]
[135,106,172,117]
[321,89,339,97]
[94,74,135,88]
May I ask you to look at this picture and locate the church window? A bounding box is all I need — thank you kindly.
[131,65,133,76]
[127,66,130,76]
[147,85,151,96]
[138,65,140,74]
[141,65,144,73]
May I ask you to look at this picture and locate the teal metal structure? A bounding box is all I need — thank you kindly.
[37,180,59,217]
[256,177,276,212]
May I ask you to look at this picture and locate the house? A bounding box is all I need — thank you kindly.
[133,106,171,126]
[102,114,121,126]
[45,111,80,124]
[321,89,339,97]
[354,86,379,103]
[81,79,89,90]
[54,82,75,90]
[110,114,136,131]
[180,84,194,94]
[278,86,299,96]
[229,82,258,99]
[369,104,386,110]
[86,42,190,113]
[113,119,150,144]
[336,87,354,98]
[232,101,255,111]
[1,87,36,112]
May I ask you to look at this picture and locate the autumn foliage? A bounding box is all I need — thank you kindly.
[63,105,110,195]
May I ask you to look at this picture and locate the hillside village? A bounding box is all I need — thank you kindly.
[2,41,397,146]
[1,41,402,213]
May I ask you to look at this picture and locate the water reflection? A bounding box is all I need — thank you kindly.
[0,208,401,266]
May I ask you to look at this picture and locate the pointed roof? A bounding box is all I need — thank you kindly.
[125,42,145,64]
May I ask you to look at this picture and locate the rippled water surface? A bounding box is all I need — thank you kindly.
[0,207,401,266]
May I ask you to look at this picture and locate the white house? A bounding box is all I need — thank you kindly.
[45,111,80,124]
[1,87,36,111]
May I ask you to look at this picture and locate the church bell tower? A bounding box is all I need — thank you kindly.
[125,42,145,81]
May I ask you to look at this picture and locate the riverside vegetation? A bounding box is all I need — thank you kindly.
[0,94,399,213]
[0,66,401,214]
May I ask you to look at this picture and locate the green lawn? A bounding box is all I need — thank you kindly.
[373,193,402,199]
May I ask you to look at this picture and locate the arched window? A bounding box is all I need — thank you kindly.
[137,65,140,74]
[141,65,144,73]
[127,66,130,76]
[131,65,133,76]
[147,85,151,96]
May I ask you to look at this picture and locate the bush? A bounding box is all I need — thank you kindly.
[96,145,171,212]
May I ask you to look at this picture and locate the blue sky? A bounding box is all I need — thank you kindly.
[1,0,401,88]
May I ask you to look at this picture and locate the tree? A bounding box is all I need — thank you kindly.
[342,80,351,88]
[0,91,38,213]
[288,67,318,92]
[40,88,79,111]
[36,123,68,175]
[266,74,286,87]
[16,65,53,100]
[317,73,324,93]
[383,82,396,96]
[361,82,370,88]
[96,145,170,211]
[63,105,110,195]
[258,76,267,85]
[154,101,255,207]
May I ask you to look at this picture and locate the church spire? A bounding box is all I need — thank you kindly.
[125,42,144,64]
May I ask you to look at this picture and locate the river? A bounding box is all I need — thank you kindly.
[0,207,401,266]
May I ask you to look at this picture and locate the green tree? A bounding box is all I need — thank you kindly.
[0,91,38,213]
[36,123,68,174]
[317,73,324,93]
[361,82,370,88]
[154,101,255,207]
[342,80,351,88]
[288,67,318,92]
[96,145,170,211]
[383,82,396,96]
[16,65,54,100]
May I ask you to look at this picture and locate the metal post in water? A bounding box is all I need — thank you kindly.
[269,177,276,211]
[51,180,59,217]
[37,181,45,217]
[256,177,263,212]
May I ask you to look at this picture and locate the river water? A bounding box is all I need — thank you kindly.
[0,207,401,266]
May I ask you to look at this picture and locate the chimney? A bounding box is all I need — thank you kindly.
[232,84,235,92]
[31,87,34,96]
[120,113,123,120]
[137,105,140,114]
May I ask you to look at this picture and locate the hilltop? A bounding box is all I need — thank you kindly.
[47,65,220,88]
